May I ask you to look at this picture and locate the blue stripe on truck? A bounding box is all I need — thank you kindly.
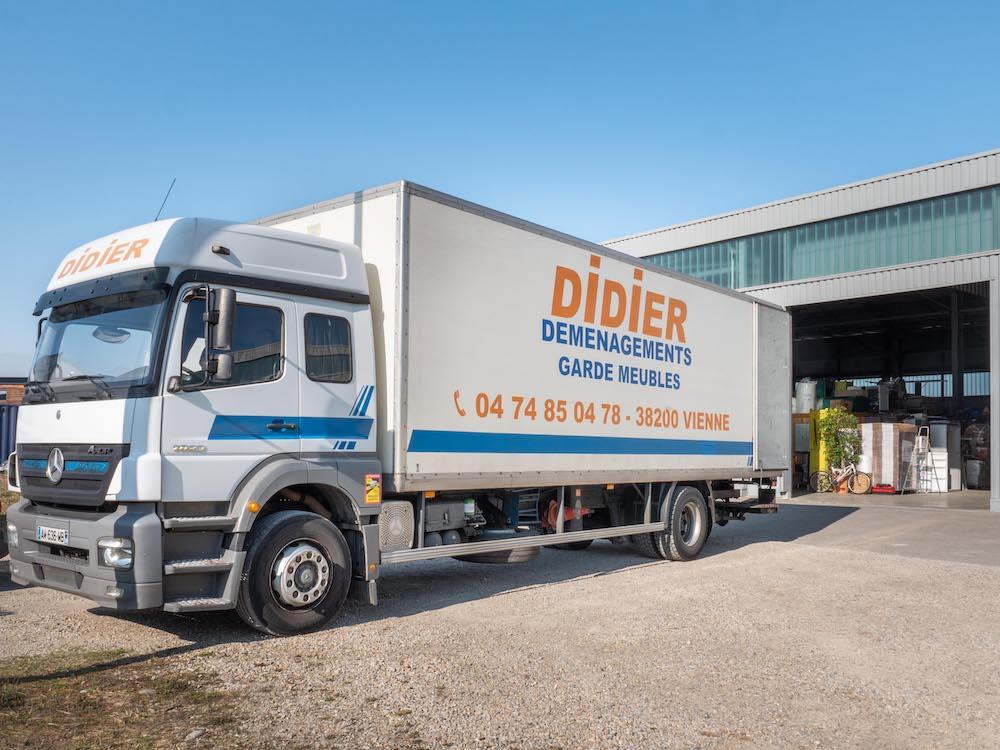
[407,429,753,455]
[208,415,373,440]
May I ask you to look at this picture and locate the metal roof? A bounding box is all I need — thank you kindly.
[606,149,1000,257]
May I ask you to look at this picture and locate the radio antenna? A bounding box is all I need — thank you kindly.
[154,177,177,221]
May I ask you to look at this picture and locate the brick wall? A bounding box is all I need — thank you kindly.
[0,384,25,406]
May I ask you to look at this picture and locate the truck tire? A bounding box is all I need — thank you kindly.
[632,532,662,559]
[663,486,711,561]
[634,486,711,561]
[236,510,352,636]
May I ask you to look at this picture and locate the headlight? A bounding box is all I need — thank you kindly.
[6,522,17,549]
[97,537,133,569]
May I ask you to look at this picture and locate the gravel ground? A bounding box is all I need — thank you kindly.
[2,503,999,749]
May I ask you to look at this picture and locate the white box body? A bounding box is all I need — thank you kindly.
[266,183,791,492]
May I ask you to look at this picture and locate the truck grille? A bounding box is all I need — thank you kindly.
[16,443,128,508]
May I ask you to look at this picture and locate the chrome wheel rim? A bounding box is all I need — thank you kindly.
[679,501,703,546]
[271,540,331,608]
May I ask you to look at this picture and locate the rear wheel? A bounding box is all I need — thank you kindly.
[809,471,833,493]
[848,471,872,495]
[635,486,711,561]
[236,510,351,636]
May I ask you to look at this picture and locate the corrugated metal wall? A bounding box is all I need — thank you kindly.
[0,405,18,463]
[745,249,1000,308]
[607,149,1000,256]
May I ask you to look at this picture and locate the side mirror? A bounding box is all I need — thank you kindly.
[212,288,235,351]
[213,352,233,382]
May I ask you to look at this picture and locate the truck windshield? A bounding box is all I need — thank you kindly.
[26,288,169,404]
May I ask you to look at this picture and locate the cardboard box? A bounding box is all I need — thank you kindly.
[858,423,918,490]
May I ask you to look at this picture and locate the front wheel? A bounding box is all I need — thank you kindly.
[848,471,872,495]
[236,510,352,636]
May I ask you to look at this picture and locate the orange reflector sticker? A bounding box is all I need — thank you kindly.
[248,501,260,513]
[365,474,382,505]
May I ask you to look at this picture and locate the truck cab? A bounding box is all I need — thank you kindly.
[7,218,384,634]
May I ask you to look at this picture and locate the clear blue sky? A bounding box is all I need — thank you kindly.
[2,1,998,374]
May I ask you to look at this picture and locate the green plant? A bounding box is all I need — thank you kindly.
[817,409,861,469]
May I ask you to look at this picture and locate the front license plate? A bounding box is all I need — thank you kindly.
[35,525,70,546]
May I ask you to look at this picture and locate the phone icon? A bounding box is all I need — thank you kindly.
[453,390,467,417]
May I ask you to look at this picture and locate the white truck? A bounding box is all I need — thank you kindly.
[6,182,790,635]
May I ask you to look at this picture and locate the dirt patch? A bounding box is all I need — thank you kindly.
[0,649,240,749]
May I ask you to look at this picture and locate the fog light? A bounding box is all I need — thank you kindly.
[97,537,133,569]
[105,585,124,599]
[6,522,17,549]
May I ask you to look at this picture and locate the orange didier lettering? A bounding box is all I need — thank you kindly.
[54,235,151,282]
[550,265,582,317]
[105,241,131,265]
[57,257,79,278]
[666,297,687,343]
[77,250,101,273]
[583,255,601,323]
[628,268,643,333]
[549,254,690,343]
[124,238,148,260]
[600,277,626,327]
[642,291,665,337]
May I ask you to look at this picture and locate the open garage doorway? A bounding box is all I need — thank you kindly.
[787,283,990,509]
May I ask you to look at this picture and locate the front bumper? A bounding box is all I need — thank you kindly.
[7,499,163,610]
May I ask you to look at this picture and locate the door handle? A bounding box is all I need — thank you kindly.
[267,420,297,432]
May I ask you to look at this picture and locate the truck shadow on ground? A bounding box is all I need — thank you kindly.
[55,502,859,651]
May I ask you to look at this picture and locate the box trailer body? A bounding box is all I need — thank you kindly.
[6,181,790,636]
[264,183,790,491]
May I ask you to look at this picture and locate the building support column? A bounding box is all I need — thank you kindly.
[989,278,1000,512]
[951,289,963,417]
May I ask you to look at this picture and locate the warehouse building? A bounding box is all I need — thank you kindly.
[606,150,1000,511]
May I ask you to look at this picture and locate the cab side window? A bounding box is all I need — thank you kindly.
[180,298,284,388]
[304,313,352,383]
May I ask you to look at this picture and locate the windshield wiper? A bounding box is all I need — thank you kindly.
[24,380,56,403]
[59,374,115,399]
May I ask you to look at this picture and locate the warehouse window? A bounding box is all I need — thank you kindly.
[304,313,352,383]
[846,373,991,398]
[647,185,1000,289]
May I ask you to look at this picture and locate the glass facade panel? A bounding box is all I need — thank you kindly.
[647,186,1000,289]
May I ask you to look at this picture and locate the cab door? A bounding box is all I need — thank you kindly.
[295,298,376,457]
[160,285,300,502]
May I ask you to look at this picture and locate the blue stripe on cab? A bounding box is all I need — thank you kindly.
[208,416,373,441]
[359,386,374,416]
[19,458,109,473]
[407,429,753,456]
[66,460,110,474]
